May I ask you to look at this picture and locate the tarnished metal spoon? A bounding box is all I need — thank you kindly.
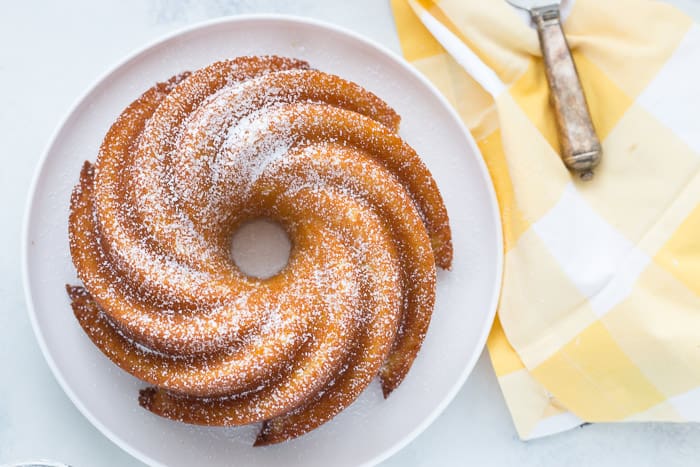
[507,0,602,180]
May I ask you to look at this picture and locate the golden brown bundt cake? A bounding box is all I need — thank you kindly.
[67,55,452,445]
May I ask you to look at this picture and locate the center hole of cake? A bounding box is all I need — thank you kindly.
[230,218,292,279]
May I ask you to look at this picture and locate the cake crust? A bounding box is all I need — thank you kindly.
[67,55,453,444]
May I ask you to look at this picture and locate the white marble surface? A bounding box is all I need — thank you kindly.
[2,1,700,466]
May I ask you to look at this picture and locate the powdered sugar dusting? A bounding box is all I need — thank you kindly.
[66,55,452,445]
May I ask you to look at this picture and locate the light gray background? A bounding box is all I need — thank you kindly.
[2,1,700,466]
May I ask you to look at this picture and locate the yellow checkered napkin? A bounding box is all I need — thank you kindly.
[391,0,700,438]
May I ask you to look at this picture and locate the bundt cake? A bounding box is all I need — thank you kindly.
[67,55,452,445]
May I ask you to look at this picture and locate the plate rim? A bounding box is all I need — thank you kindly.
[21,13,504,467]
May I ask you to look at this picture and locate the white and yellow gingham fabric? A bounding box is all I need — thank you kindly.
[391,0,700,439]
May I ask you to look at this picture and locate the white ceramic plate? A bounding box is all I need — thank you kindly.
[22,15,503,467]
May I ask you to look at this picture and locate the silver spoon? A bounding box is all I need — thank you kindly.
[507,0,602,180]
